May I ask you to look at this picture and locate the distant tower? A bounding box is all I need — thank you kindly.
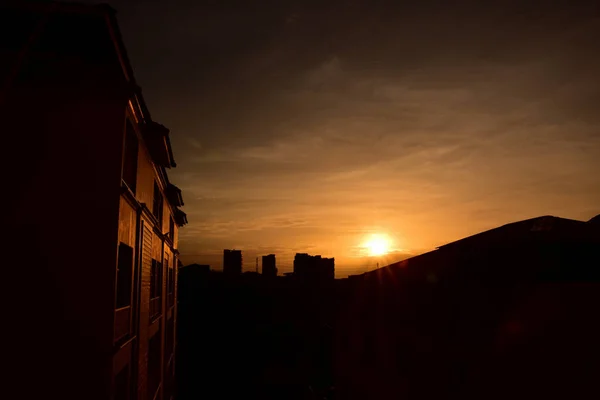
[223,249,242,275]
[262,254,277,277]
[256,257,258,273]
[293,253,334,282]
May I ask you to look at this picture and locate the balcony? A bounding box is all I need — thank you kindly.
[174,208,187,227]
[165,183,184,207]
[143,121,176,168]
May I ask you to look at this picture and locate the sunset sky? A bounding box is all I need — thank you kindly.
[98,0,598,276]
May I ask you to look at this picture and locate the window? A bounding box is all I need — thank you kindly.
[116,243,134,309]
[150,259,163,299]
[148,332,162,399]
[150,259,162,319]
[122,120,138,194]
[167,268,175,295]
[152,182,163,228]
[169,218,175,242]
[164,253,175,308]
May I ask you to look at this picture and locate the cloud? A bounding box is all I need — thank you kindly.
[172,58,600,274]
[103,0,600,276]
[305,56,342,88]
[185,137,203,150]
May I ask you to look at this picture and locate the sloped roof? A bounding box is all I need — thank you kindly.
[437,215,588,250]
[361,214,596,281]
[588,214,600,225]
[3,1,177,167]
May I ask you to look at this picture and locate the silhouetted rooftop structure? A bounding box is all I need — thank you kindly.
[223,249,243,275]
[435,215,592,251]
[336,214,600,398]
[589,214,600,225]
[262,254,278,277]
[294,253,335,284]
[355,215,600,283]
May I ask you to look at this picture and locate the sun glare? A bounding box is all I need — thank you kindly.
[362,234,392,257]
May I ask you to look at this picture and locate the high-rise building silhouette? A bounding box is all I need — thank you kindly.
[321,256,335,280]
[223,249,243,275]
[4,3,187,400]
[293,253,335,283]
[262,254,278,277]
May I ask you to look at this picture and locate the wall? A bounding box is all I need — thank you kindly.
[7,54,128,399]
[335,233,600,399]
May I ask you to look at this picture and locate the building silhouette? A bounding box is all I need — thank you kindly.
[262,254,278,277]
[294,253,335,283]
[178,264,211,304]
[335,215,600,399]
[4,3,187,400]
[223,249,243,275]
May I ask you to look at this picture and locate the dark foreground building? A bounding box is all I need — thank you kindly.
[335,215,600,399]
[176,268,336,400]
[4,3,187,400]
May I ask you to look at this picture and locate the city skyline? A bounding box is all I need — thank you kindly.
[187,212,600,277]
[6,2,599,399]
[89,0,600,277]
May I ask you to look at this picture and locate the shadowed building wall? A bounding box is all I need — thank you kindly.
[335,216,600,399]
[3,3,187,400]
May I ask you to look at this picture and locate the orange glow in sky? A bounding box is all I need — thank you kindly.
[137,3,600,277]
[361,234,393,257]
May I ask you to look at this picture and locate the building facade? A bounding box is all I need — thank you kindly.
[334,215,600,399]
[223,249,243,275]
[262,254,278,277]
[293,253,335,283]
[4,3,186,400]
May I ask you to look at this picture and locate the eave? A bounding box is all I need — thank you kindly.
[174,208,188,227]
[143,121,176,168]
[166,183,184,207]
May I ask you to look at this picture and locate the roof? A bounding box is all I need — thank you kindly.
[3,1,177,166]
[589,214,600,225]
[4,1,188,223]
[436,215,589,250]
[362,214,596,279]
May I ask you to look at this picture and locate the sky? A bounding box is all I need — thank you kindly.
[97,0,599,276]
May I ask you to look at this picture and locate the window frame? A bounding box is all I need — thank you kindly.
[149,258,163,320]
[122,118,139,194]
[152,181,163,229]
[115,242,134,310]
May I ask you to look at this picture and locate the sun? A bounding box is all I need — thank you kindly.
[362,234,392,257]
